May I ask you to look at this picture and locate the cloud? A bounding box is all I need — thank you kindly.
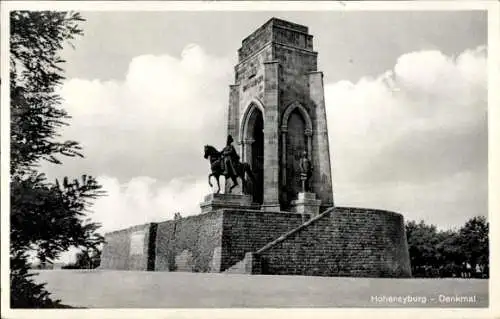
[88,175,211,232]
[326,46,487,228]
[46,44,233,183]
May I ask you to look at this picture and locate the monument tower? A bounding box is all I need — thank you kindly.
[226,18,334,213]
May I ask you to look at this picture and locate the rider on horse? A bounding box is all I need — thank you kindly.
[204,137,254,194]
[222,135,239,177]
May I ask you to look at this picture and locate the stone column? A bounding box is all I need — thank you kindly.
[242,138,254,164]
[227,84,240,138]
[238,139,244,161]
[305,128,313,161]
[280,125,287,186]
[308,71,334,209]
[262,60,280,211]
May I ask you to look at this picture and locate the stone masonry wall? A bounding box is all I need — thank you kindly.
[238,18,312,61]
[238,22,273,61]
[154,211,224,272]
[262,60,281,210]
[275,45,317,111]
[227,84,240,141]
[255,207,412,277]
[308,71,334,209]
[220,210,306,271]
[101,209,305,273]
[235,46,271,118]
[100,223,156,271]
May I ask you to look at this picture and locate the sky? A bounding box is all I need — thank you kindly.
[41,10,488,235]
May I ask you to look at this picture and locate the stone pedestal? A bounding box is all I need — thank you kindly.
[290,192,322,217]
[200,193,260,213]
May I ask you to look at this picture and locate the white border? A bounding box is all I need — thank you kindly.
[1,1,499,319]
[0,0,495,11]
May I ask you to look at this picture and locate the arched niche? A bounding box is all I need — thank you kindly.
[239,99,265,204]
[280,101,313,189]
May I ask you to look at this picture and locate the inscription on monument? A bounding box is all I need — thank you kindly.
[129,230,145,255]
[243,75,263,92]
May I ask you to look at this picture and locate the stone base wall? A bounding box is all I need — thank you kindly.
[154,211,224,272]
[100,210,305,272]
[255,207,411,277]
[100,207,411,278]
[100,223,156,270]
[221,210,306,271]
[153,209,304,272]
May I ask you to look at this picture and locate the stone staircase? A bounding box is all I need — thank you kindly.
[223,207,336,274]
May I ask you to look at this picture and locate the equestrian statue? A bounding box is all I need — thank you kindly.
[203,135,255,194]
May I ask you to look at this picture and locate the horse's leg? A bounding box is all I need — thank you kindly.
[229,175,238,193]
[208,173,213,188]
[238,166,246,194]
[216,175,221,194]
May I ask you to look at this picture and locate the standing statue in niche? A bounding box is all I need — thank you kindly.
[203,135,255,194]
[299,151,313,192]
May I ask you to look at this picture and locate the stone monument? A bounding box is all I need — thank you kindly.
[101,18,412,278]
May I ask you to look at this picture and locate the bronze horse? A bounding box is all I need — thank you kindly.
[203,145,254,194]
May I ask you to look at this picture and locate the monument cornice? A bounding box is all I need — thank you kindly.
[272,41,318,56]
[272,24,312,37]
[235,41,318,69]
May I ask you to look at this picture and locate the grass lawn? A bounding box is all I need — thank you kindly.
[33,270,488,308]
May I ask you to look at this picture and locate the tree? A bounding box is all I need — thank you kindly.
[458,216,489,277]
[406,217,489,278]
[405,220,441,277]
[435,230,463,277]
[63,247,101,269]
[10,11,105,308]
